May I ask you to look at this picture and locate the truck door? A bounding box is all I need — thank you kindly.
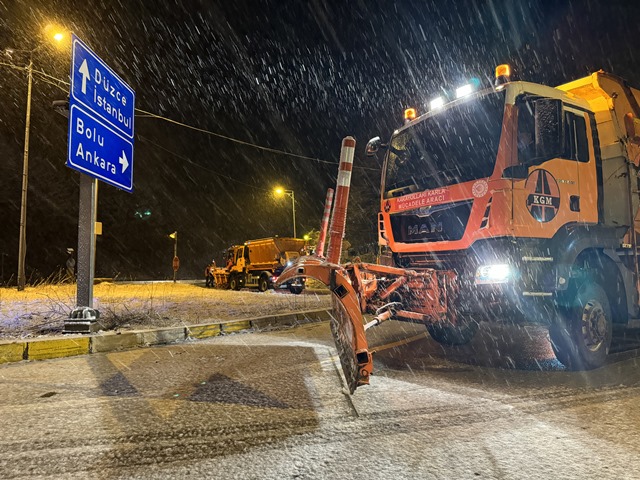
[512,97,583,236]
[565,108,598,224]
[235,247,245,270]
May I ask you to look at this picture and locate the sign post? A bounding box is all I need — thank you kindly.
[170,231,179,283]
[64,34,135,333]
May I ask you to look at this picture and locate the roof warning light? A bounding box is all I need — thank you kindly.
[404,107,417,123]
[495,64,511,88]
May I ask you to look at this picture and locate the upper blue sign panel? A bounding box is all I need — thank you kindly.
[68,35,135,192]
[70,34,135,139]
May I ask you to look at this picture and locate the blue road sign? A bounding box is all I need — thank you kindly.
[67,34,135,192]
[68,106,134,191]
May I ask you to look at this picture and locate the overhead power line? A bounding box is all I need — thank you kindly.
[135,107,364,169]
[2,63,378,172]
[137,134,266,191]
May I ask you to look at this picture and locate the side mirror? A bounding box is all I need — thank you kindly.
[625,113,640,145]
[624,113,640,167]
[534,98,564,159]
[366,136,382,157]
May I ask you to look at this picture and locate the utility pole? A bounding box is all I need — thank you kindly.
[16,57,33,290]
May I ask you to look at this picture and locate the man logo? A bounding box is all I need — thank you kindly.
[408,222,443,235]
[525,169,560,222]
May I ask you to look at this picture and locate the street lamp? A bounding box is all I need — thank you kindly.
[274,187,296,238]
[7,25,67,290]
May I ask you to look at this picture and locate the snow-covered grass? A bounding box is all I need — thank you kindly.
[0,282,331,339]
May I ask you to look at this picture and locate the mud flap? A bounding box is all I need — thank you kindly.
[276,257,373,393]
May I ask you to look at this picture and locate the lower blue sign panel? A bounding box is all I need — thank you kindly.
[67,105,134,192]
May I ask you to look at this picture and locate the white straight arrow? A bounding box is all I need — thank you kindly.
[79,59,90,94]
[119,151,129,173]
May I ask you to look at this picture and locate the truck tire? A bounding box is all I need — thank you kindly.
[258,274,269,292]
[549,282,612,370]
[289,285,303,295]
[426,315,478,346]
[229,275,241,291]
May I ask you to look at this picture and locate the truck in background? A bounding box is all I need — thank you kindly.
[276,65,640,392]
[213,237,307,294]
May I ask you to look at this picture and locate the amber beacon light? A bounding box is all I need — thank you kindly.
[495,64,511,87]
[404,107,417,123]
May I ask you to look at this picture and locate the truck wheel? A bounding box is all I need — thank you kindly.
[289,285,303,295]
[549,282,612,370]
[258,275,269,292]
[426,315,478,346]
[229,275,241,291]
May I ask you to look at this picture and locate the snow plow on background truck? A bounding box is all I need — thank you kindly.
[277,65,640,393]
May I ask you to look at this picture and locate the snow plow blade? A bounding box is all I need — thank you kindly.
[276,256,373,393]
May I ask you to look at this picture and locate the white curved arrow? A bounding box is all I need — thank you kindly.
[119,151,129,173]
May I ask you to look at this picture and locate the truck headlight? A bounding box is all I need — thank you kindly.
[475,264,512,285]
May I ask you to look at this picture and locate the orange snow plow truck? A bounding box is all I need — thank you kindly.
[277,66,640,393]
[213,237,307,293]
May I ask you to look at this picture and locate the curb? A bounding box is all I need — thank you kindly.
[0,308,332,365]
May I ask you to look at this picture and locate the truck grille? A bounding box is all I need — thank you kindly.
[390,200,473,243]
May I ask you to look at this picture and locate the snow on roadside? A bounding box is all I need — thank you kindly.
[0,282,331,339]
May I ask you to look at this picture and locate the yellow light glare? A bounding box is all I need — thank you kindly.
[43,23,69,48]
[274,187,285,196]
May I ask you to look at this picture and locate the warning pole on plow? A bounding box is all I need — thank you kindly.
[315,188,334,258]
[326,137,355,264]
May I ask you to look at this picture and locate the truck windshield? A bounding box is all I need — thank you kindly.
[384,90,506,198]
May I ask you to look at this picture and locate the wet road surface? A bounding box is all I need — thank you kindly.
[1,320,640,479]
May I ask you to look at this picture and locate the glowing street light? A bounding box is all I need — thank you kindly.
[43,23,68,48]
[8,24,68,290]
[273,187,296,238]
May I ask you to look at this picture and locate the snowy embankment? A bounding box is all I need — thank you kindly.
[0,282,331,339]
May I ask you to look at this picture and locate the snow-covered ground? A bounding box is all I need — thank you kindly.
[0,282,331,339]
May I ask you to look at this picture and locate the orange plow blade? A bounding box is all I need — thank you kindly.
[276,256,373,393]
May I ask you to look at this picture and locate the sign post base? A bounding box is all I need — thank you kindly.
[64,307,101,334]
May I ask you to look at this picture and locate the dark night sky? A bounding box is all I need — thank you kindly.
[0,0,639,281]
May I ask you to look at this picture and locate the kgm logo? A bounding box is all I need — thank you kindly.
[525,169,560,222]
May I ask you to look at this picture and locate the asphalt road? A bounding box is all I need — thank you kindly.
[1,320,640,479]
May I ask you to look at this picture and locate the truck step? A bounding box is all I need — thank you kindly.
[627,319,640,330]
[521,256,554,262]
